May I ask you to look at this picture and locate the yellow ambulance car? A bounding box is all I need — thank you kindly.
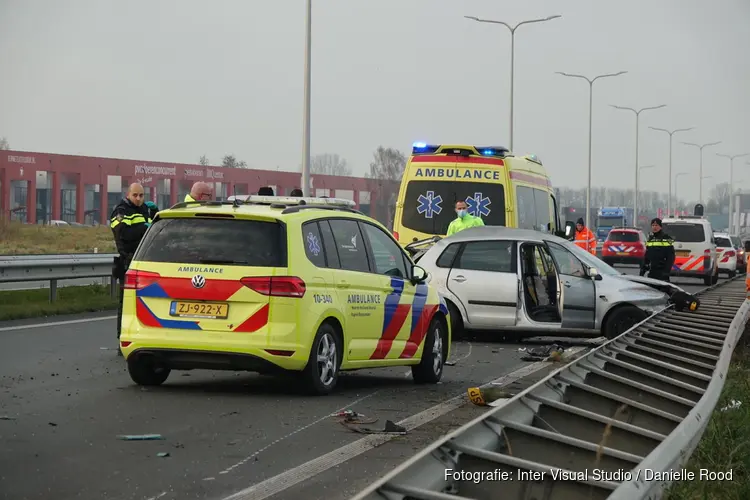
[392,143,562,246]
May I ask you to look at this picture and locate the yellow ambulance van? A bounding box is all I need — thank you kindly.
[392,143,562,246]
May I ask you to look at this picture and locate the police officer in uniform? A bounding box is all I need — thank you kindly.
[641,217,675,281]
[111,183,152,349]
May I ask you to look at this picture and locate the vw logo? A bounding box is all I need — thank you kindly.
[191,275,206,289]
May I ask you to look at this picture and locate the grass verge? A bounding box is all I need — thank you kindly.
[663,329,750,500]
[0,218,115,254]
[0,284,118,321]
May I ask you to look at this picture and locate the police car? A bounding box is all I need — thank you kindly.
[118,195,451,395]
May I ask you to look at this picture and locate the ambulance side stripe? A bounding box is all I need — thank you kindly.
[370,277,411,360]
[399,284,429,358]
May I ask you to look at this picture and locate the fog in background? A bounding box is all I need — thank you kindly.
[1,0,748,203]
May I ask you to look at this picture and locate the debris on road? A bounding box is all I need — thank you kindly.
[520,344,565,362]
[445,361,456,366]
[342,419,407,435]
[156,452,170,458]
[331,410,377,425]
[720,399,742,412]
[468,386,514,406]
[48,422,58,427]
[117,434,164,441]
[0,416,16,421]
[220,411,239,417]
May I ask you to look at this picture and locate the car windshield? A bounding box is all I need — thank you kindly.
[558,237,621,276]
[715,236,732,247]
[608,231,640,242]
[401,180,506,235]
[661,222,705,242]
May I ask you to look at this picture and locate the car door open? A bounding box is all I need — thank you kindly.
[446,240,518,328]
[546,241,596,330]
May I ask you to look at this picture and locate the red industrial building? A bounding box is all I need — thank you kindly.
[0,150,394,226]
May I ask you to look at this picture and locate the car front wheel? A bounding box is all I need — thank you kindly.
[412,317,447,384]
[603,305,648,340]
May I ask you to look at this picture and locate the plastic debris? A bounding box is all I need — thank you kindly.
[720,399,742,412]
[332,410,377,425]
[342,419,406,435]
[521,343,565,362]
[445,361,457,366]
[0,416,16,421]
[117,434,164,441]
[468,386,514,406]
[156,452,170,457]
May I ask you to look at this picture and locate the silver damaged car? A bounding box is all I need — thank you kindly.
[412,227,696,340]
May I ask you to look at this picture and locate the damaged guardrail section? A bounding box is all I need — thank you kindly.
[350,277,749,500]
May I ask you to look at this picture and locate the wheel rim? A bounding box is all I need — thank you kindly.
[432,326,443,375]
[317,333,337,386]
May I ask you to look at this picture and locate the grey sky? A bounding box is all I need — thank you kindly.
[1,0,748,202]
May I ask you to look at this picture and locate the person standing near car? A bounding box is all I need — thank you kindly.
[446,199,484,236]
[641,218,675,281]
[573,218,596,255]
[110,183,152,348]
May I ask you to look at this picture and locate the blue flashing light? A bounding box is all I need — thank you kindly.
[481,149,495,156]
[413,142,427,148]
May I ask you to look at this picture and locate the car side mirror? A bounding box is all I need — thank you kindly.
[411,265,428,284]
[564,221,575,240]
[588,267,602,280]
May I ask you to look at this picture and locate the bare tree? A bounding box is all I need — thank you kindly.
[365,146,406,226]
[710,182,730,213]
[222,154,248,169]
[310,153,352,176]
[0,137,9,150]
[199,155,210,166]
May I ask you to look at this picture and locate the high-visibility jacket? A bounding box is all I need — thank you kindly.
[574,227,597,255]
[184,194,196,202]
[746,259,750,297]
[446,214,485,236]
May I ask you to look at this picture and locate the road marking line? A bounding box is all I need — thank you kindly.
[211,389,382,479]
[221,347,585,500]
[404,341,473,377]
[0,315,116,332]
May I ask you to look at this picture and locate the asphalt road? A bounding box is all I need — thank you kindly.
[0,264,727,500]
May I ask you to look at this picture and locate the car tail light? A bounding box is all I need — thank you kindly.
[123,270,161,290]
[240,276,306,297]
[704,248,711,254]
[725,250,736,257]
[393,231,400,241]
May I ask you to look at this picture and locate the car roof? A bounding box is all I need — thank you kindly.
[661,216,710,224]
[429,225,564,245]
[153,196,373,225]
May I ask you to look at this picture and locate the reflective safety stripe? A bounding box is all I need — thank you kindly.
[647,240,673,246]
[110,215,150,228]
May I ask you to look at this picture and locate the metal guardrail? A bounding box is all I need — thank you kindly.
[0,253,119,301]
[351,277,749,500]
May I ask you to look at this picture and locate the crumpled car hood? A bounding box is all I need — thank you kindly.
[618,274,686,296]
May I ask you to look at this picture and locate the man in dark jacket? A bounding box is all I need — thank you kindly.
[110,183,152,344]
[641,218,675,281]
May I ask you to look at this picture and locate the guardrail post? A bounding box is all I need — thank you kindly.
[110,276,118,299]
[49,279,58,302]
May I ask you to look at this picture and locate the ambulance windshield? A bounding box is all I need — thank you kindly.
[401,180,506,235]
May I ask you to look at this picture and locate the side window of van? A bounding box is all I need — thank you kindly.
[516,186,537,230]
[533,188,552,230]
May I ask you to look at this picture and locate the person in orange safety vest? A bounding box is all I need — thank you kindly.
[745,240,750,297]
[574,218,597,255]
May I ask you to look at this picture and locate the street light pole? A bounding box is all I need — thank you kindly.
[648,126,694,216]
[300,0,312,196]
[555,70,627,232]
[717,152,749,234]
[681,141,721,204]
[610,104,667,223]
[465,14,561,151]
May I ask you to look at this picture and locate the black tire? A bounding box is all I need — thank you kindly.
[412,316,447,384]
[447,302,464,340]
[127,354,171,386]
[728,270,737,279]
[711,267,719,285]
[603,305,648,340]
[301,322,341,396]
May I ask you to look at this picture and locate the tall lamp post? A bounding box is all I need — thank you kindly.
[649,126,694,216]
[681,141,721,203]
[464,14,561,151]
[717,152,749,234]
[555,70,627,232]
[610,104,667,223]
[300,0,312,196]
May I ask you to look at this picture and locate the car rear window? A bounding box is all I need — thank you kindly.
[608,231,640,242]
[133,217,286,267]
[661,223,705,243]
[715,236,732,247]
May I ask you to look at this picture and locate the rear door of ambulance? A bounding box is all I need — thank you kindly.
[126,214,294,336]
